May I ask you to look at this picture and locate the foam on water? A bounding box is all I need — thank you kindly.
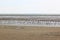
[0,16,60,27]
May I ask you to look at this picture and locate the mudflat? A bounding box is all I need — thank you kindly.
[0,25,60,40]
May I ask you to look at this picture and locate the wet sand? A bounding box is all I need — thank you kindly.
[0,25,60,40]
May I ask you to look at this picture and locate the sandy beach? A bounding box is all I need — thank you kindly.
[0,25,60,40]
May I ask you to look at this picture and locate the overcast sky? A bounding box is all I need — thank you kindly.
[0,0,60,14]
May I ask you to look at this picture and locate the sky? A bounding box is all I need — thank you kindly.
[0,0,60,14]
